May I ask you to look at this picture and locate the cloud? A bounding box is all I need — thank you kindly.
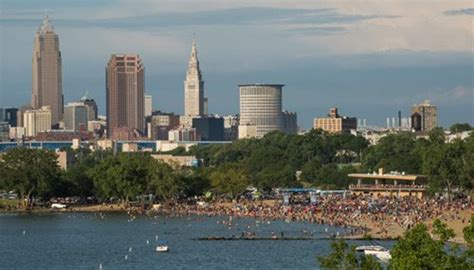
[405,85,474,107]
[449,85,473,99]
[287,25,346,35]
[444,8,474,16]
[1,7,398,30]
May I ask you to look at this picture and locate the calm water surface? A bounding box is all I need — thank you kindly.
[0,213,392,269]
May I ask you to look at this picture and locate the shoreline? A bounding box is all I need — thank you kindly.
[2,202,470,244]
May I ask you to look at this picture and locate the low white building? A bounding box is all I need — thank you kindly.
[238,123,257,139]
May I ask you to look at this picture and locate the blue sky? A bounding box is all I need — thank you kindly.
[0,0,473,128]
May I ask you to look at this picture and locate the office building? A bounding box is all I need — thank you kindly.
[5,108,18,127]
[223,115,239,141]
[179,115,193,128]
[106,54,145,140]
[144,94,152,117]
[24,106,52,137]
[192,116,224,141]
[0,122,8,141]
[148,112,180,140]
[411,112,422,131]
[203,97,208,115]
[35,130,93,141]
[32,16,63,127]
[238,123,258,139]
[282,110,297,134]
[239,84,283,137]
[16,105,32,128]
[184,40,205,117]
[64,102,88,131]
[81,98,98,121]
[313,107,357,133]
[411,100,438,131]
[169,127,200,142]
[9,127,25,140]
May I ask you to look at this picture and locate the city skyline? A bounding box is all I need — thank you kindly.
[0,1,473,128]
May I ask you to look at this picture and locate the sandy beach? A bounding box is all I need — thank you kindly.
[2,199,472,244]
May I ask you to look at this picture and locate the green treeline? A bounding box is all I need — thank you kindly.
[0,128,473,207]
[318,217,474,269]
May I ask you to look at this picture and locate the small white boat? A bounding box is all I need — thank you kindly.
[356,245,391,262]
[156,245,169,252]
[51,203,67,209]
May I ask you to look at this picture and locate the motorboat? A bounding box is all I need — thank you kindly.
[156,245,169,252]
[356,245,391,262]
[51,203,67,209]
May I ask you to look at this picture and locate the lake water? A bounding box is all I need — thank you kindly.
[0,213,392,269]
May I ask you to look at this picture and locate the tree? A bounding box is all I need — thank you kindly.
[464,216,474,259]
[391,222,471,269]
[390,223,447,268]
[317,239,381,270]
[209,164,249,198]
[362,133,421,173]
[464,216,474,245]
[432,218,455,242]
[422,139,468,197]
[88,153,152,206]
[449,123,472,133]
[179,168,210,198]
[0,148,62,209]
[149,160,180,201]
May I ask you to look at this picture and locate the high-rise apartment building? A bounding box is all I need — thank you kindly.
[32,16,63,127]
[64,102,88,131]
[184,40,204,117]
[106,54,145,139]
[24,106,52,137]
[239,84,283,138]
[411,100,438,131]
[313,108,357,133]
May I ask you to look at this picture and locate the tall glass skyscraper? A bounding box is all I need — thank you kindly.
[32,16,63,127]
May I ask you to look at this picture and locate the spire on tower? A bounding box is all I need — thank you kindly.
[186,38,202,80]
[190,36,198,63]
[38,14,54,34]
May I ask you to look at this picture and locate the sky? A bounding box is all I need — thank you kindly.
[0,0,473,129]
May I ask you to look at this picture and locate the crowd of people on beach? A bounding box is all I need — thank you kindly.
[155,194,473,239]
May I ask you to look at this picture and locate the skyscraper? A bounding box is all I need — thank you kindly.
[144,94,152,117]
[81,98,98,121]
[184,40,204,117]
[411,100,438,131]
[32,16,63,127]
[239,84,283,138]
[64,102,88,131]
[106,54,145,139]
[282,110,298,134]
